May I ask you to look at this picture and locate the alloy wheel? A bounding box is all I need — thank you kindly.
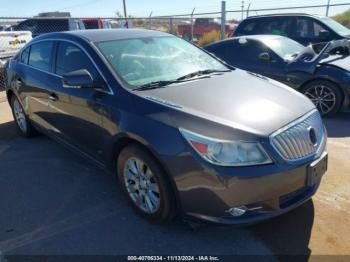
[13,99,27,133]
[123,157,161,214]
[304,85,336,115]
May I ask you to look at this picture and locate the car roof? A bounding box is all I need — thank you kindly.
[25,17,76,20]
[205,34,287,48]
[67,29,171,42]
[244,13,325,20]
[34,29,172,43]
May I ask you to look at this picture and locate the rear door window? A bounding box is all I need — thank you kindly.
[260,17,293,36]
[28,41,54,72]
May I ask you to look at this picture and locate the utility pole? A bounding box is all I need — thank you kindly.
[326,0,331,16]
[123,0,127,18]
[190,8,195,41]
[149,11,153,29]
[122,0,128,28]
[241,1,245,21]
[221,1,226,40]
[246,2,251,18]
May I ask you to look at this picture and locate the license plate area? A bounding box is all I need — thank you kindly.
[307,152,328,187]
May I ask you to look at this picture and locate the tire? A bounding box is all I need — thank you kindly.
[117,144,176,223]
[301,80,343,116]
[10,95,37,137]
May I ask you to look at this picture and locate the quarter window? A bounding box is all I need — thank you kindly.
[238,21,257,35]
[20,47,30,64]
[55,42,97,77]
[28,42,53,71]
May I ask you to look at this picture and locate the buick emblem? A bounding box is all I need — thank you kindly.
[308,127,317,146]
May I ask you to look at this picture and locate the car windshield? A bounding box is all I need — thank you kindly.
[95,36,228,88]
[261,37,305,60]
[320,17,350,37]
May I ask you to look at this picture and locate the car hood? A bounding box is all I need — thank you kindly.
[320,55,350,72]
[138,70,315,136]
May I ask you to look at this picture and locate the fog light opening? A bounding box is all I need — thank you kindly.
[226,205,263,217]
[227,206,248,217]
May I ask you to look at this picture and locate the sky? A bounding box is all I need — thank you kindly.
[0,0,349,19]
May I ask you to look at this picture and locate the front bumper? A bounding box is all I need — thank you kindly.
[167,151,326,225]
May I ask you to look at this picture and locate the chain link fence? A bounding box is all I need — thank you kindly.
[1,2,350,91]
[0,16,223,90]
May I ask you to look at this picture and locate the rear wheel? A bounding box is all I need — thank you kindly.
[10,95,37,137]
[302,80,343,116]
[117,144,176,223]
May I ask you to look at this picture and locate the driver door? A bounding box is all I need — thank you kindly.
[44,41,110,162]
[232,39,285,81]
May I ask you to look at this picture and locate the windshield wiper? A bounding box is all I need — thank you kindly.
[176,69,231,81]
[133,69,231,91]
[133,80,182,91]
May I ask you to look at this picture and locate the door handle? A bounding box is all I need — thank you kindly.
[48,93,59,102]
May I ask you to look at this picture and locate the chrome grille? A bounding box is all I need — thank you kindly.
[270,110,325,161]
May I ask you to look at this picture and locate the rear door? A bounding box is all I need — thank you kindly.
[14,41,55,129]
[45,40,108,161]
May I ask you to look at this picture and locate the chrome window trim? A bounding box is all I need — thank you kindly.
[18,38,114,95]
[269,109,326,164]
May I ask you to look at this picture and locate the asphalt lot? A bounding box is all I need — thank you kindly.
[0,92,349,259]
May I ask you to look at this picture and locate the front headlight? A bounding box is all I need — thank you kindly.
[180,128,272,167]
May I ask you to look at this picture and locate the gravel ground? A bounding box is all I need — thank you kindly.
[0,94,349,259]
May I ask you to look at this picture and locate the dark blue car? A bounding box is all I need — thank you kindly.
[5,29,327,225]
[234,14,350,46]
[205,35,350,116]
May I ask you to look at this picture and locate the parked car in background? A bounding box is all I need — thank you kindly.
[82,18,113,29]
[178,18,234,41]
[235,14,350,46]
[0,25,11,31]
[5,29,327,225]
[6,18,85,37]
[205,35,350,116]
[0,31,32,61]
[0,30,32,88]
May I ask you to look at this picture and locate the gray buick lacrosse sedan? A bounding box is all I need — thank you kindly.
[5,29,327,224]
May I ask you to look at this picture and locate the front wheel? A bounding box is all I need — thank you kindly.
[302,80,343,116]
[117,144,176,223]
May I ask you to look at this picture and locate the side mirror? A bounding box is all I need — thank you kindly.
[62,69,95,88]
[258,52,271,62]
[319,30,330,39]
